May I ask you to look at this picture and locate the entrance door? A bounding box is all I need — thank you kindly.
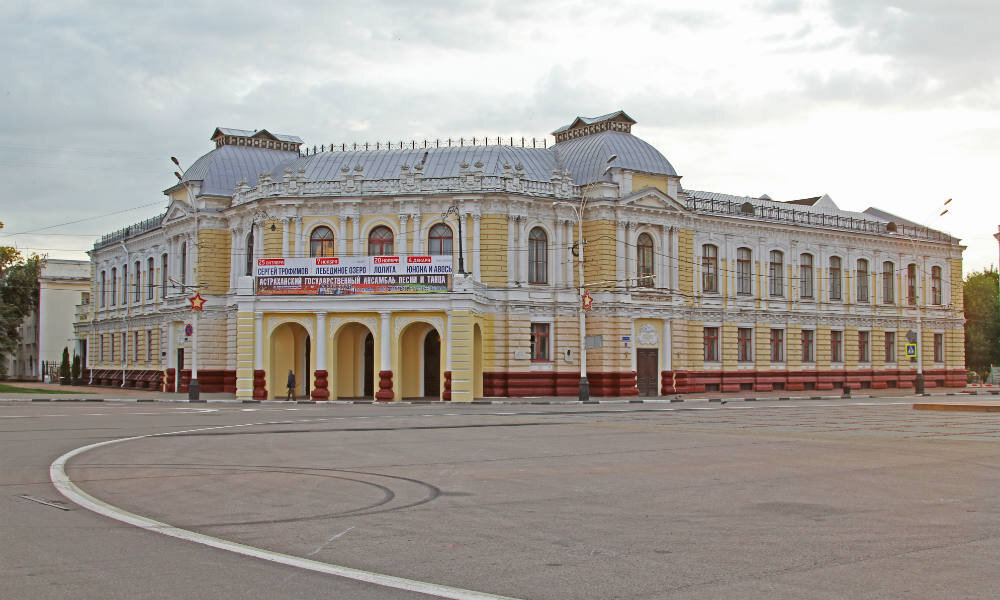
[176,349,184,393]
[423,330,440,398]
[363,333,374,397]
[304,335,311,399]
[637,348,658,396]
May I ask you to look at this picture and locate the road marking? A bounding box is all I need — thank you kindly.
[50,420,522,600]
[18,494,71,510]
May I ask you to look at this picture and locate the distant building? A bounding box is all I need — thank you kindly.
[7,259,90,380]
[76,114,967,399]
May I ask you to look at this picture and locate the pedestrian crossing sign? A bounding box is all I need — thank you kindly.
[905,343,917,358]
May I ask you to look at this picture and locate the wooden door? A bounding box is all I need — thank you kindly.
[637,348,659,396]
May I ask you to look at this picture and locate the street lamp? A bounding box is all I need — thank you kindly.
[555,154,617,402]
[171,156,202,400]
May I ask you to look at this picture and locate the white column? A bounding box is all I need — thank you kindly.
[553,217,563,287]
[353,216,362,256]
[412,214,423,255]
[518,217,529,284]
[507,215,517,285]
[167,322,176,369]
[472,213,481,277]
[253,224,263,259]
[281,219,290,256]
[335,217,346,255]
[662,318,672,371]
[616,220,626,285]
[315,312,326,371]
[254,312,264,370]
[379,311,392,370]
[295,217,305,257]
[446,311,453,371]
[398,214,409,256]
[565,220,574,285]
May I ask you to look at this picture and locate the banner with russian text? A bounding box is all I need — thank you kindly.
[256,274,450,296]
[255,256,453,278]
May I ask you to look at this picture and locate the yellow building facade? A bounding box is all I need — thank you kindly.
[77,114,967,400]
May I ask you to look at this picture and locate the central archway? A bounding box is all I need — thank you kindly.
[333,323,375,400]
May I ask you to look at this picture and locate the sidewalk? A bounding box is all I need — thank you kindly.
[2,381,998,404]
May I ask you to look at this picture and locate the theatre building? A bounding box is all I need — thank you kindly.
[76,112,966,400]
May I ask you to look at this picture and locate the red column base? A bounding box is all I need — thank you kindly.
[443,371,452,401]
[252,369,268,400]
[376,370,394,401]
[312,369,329,400]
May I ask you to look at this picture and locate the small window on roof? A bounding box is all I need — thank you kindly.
[741,202,754,216]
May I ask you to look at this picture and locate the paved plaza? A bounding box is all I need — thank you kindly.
[2,396,998,599]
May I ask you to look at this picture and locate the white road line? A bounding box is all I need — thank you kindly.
[50,420,522,600]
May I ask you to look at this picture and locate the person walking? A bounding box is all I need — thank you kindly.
[286,369,296,401]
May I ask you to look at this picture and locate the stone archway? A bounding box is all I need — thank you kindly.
[270,322,310,400]
[332,322,375,400]
[399,322,441,400]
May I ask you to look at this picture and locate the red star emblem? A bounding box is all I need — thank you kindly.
[582,290,594,310]
[188,292,206,311]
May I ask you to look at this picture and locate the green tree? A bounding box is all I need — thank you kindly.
[59,347,70,380]
[964,268,1000,379]
[0,247,42,376]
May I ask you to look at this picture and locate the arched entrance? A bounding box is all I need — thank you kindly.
[270,322,310,400]
[333,323,375,400]
[399,322,441,400]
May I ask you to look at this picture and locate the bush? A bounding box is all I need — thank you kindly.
[59,347,70,379]
[71,354,81,381]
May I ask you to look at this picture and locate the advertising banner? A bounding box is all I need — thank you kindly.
[256,274,450,296]
[255,256,453,278]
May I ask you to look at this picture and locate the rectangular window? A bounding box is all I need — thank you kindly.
[100,271,106,307]
[110,333,114,362]
[934,333,945,363]
[161,254,168,299]
[121,264,128,305]
[110,267,117,306]
[737,328,752,362]
[530,323,550,361]
[885,332,896,363]
[737,248,752,295]
[858,331,870,363]
[770,328,784,362]
[99,334,104,362]
[146,330,152,362]
[134,260,141,303]
[831,330,843,363]
[703,327,719,362]
[801,329,814,363]
[147,258,155,300]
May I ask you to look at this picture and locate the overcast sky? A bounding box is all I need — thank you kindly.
[1,0,997,273]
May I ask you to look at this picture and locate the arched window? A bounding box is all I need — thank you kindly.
[368,226,394,256]
[857,259,869,302]
[528,227,548,284]
[309,226,335,258]
[428,223,453,255]
[180,243,187,288]
[244,230,255,276]
[737,248,752,295]
[161,253,168,299]
[637,233,654,287]
[769,251,784,297]
[800,253,814,299]
[100,271,106,307]
[134,260,141,302]
[829,256,842,301]
[147,258,154,300]
[882,261,895,304]
[931,266,943,305]
[702,244,718,293]
[907,263,917,305]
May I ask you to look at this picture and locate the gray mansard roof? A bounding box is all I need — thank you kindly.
[178,145,299,196]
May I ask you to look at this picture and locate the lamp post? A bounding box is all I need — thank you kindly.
[171,156,201,400]
[555,154,617,402]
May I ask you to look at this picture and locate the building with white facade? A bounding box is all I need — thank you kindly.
[76,113,967,399]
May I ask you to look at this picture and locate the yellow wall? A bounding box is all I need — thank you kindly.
[631,174,669,194]
[583,219,617,289]
[677,229,694,302]
[197,229,231,294]
[479,215,508,286]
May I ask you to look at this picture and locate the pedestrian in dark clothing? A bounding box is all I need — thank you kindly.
[286,369,296,401]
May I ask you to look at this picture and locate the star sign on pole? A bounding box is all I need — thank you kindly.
[188,292,206,311]
[582,290,594,310]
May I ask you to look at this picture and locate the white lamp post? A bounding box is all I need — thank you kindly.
[171,157,202,400]
[555,154,616,402]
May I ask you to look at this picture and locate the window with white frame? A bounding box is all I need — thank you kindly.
[882,261,895,304]
[702,244,718,293]
[769,251,784,297]
[884,331,896,363]
[737,248,752,295]
[931,266,942,305]
[738,327,752,362]
[528,227,548,284]
[829,256,842,301]
[831,330,843,363]
[770,328,784,362]
[703,327,719,362]
[934,333,945,363]
[637,233,654,287]
[800,253,814,299]
[801,329,815,363]
[857,259,869,303]
[858,330,870,363]
[530,322,550,361]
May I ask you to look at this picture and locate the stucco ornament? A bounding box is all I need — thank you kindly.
[638,323,658,345]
